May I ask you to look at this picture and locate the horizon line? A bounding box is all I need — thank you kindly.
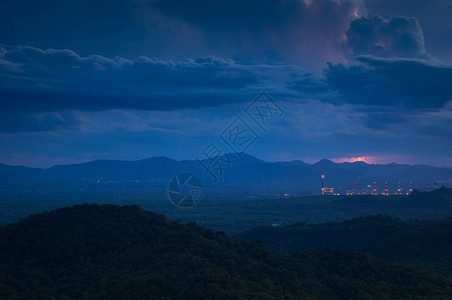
[1,154,450,170]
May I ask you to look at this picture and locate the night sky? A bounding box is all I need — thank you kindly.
[0,0,451,167]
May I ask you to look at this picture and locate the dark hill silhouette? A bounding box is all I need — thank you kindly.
[1,204,452,299]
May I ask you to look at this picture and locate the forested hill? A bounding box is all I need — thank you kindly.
[235,215,452,272]
[1,205,452,299]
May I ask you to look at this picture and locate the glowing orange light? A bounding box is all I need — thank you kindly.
[332,156,373,164]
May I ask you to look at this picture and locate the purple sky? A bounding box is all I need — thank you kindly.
[0,0,451,167]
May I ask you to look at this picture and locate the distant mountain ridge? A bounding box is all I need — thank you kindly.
[1,154,451,195]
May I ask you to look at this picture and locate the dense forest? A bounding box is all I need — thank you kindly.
[1,204,451,299]
[235,215,452,273]
[2,188,452,236]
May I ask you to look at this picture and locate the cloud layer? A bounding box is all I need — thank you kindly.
[2,44,451,114]
[0,46,292,111]
[0,0,451,167]
[325,56,452,108]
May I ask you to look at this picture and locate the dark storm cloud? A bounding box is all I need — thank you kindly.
[0,0,145,57]
[324,56,452,108]
[145,0,366,65]
[3,43,450,116]
[0,0,368,67]
[1,46,299,111]
[362,0,452,61]
[345,15,427,59]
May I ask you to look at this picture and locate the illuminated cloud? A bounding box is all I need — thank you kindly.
[345,15,428,59]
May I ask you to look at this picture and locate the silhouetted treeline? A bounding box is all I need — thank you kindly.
[0,204,451,299]
[235,214,452,273]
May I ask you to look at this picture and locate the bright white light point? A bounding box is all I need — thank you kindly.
[353,9,359,17]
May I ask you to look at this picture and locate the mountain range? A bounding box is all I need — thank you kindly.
[1,154,451,195]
